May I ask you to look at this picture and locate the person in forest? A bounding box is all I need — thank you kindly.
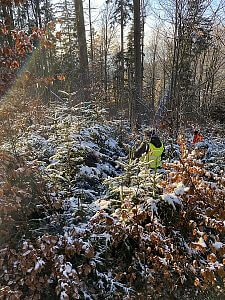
[133,129,165,169]
[192,130,203,144]
[191,130,209,159]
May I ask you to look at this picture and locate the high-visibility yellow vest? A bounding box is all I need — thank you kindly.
[140,142,164,169]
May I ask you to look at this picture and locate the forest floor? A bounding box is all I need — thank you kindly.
[0,102,224,300]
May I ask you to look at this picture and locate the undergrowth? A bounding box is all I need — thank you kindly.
[0,97,224,299]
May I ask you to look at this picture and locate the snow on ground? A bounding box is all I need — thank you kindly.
[2,103,224,299]
[15,103,126,233]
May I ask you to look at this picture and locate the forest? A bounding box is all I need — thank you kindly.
[0,0,225,299]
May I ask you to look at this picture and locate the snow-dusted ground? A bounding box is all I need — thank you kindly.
[1,103,224,299]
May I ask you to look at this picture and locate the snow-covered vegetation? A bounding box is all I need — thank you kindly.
[0,0,224,298]
[0,98,224,299]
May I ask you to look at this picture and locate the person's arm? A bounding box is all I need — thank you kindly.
[133,142,148,159]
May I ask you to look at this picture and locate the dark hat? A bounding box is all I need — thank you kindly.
[144,128,156,137]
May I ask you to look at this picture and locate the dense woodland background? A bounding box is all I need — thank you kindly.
[0,0,225,299]
[1,0,225,128]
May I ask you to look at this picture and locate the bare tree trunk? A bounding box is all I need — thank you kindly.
[88,0,94,90]
[74,0,89,101]
[151,39,157,115]
[104,3,108,100]
[36,0,42,28]
[141,0,145,93]
[89,0,94,64]
[197,51,206,107]
[104,22,108,97]
[120,0,124,108]
[133,0,142,129]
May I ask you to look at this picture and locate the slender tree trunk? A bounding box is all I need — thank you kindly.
[104,4,108,99]
[133,0,142,129]
[30,0,38,27]
[151,40,157,115]
[120,0,124,108]
[25,2,31,31]
[89,0,94,63]
[141,0,145,93]
[198,51,206,107]
[88,0,94,89]
[169,0,179,112]
[100,43,104,89]
[36,0,42,28]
